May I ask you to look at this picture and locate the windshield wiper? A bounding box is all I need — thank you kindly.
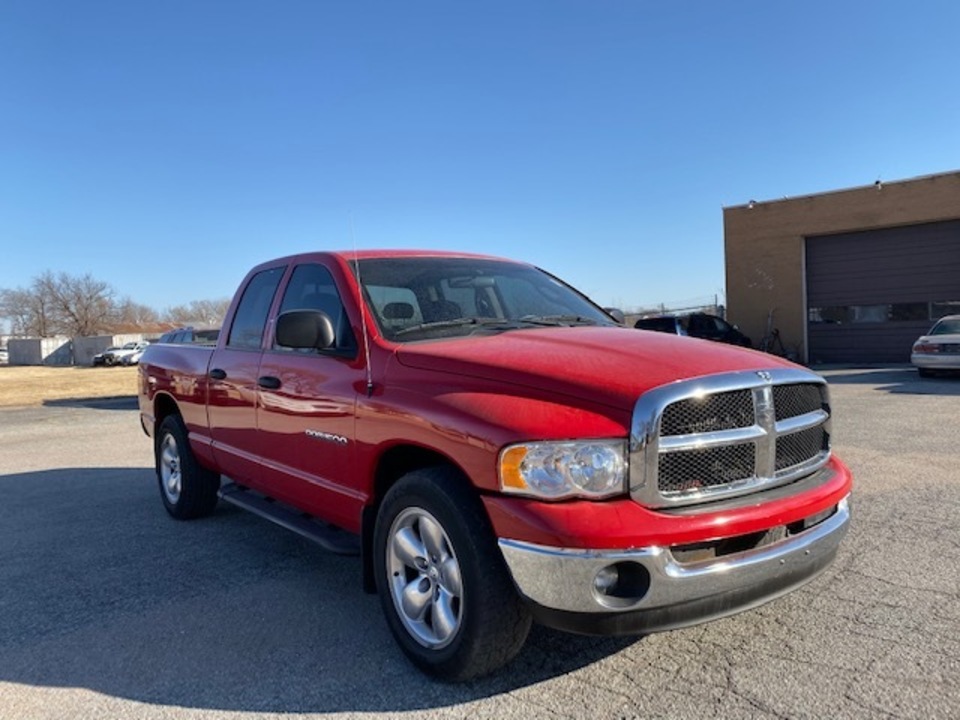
[392,317,519,337]
[518,314,603,327]
[392,315,607,338]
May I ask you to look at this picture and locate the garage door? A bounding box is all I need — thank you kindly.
[806,220,960,363]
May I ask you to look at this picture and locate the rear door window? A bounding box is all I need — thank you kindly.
[226,267,285,349]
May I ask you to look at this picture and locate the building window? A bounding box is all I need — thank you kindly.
[808,301,957,324]
[931,301,960,318]
[888,303,928,321]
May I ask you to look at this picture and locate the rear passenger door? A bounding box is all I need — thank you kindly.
[207,264,286,485]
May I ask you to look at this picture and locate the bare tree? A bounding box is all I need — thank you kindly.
[1,270,230,337]
[114,298,160,327]
[37,271,116,336]
[1,272,117,336]
[0,286,54,336]
[163,298,231,327]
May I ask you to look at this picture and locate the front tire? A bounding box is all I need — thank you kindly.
[373,467,532,681]
[155,415,220,519]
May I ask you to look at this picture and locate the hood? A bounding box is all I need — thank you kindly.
[395,326,797,410]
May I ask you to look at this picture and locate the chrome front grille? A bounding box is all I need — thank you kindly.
[660,390,754,435]
[630,369,832,509]
[658,443,756,494]
[772,383,825,420]
[775,424,828,471]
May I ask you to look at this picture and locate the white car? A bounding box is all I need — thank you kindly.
[92,346,120,366]
[121,344,149,365]
[96,341,148,366]
[911,315,960,377]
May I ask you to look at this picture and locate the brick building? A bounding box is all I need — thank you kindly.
[724,170,960,363]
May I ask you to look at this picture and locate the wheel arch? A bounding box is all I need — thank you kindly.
[152,391,182,432]
[361,444,478,593]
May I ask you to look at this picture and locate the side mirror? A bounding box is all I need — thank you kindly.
[604,307,626,325]
[276,310,335,350]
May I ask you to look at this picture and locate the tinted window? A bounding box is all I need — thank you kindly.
[635,317,677,333]
[689,314,727,337]
[226,267,285,349]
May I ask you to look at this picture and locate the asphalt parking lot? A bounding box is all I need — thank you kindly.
[1,367,958,720]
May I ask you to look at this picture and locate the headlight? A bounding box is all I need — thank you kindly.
[499,439,628,500]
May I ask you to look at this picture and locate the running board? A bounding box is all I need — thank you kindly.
[218,482,360,556]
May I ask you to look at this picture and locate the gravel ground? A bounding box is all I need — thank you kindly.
[0,367,958,719]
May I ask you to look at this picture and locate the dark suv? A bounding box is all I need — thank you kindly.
[634,313,752,347]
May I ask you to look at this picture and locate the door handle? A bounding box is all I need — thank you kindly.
[209,368,227,380]
[258,375,282,390]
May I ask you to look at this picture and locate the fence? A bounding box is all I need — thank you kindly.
[4,334,147,366]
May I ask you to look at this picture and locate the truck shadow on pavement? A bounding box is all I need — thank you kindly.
[42,395,139,410]
[0,467,637,713]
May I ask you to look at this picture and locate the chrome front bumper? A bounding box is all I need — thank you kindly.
[498,495,850,634]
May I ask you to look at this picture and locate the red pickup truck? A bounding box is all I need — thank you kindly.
[138,250,852,680]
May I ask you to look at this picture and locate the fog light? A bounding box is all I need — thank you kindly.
[594,565,620,595]
[592,562,652,608]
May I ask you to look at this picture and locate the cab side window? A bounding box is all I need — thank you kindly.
[226,267,285,349]
[277,263,357,354]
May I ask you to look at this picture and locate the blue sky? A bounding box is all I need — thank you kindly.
[2,1,958,316]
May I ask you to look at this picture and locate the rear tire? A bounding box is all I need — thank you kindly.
[373,467,532,681]
[155,415,220,519]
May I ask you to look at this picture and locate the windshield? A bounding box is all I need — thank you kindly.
[929,317,960,335]
[355,257,617,342]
